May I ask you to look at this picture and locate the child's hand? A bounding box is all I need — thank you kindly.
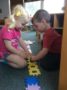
[19,50,27,58]
[31,55,37,61]
[25,51,32,59]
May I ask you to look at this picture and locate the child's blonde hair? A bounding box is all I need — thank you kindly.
[6,4,29,29]
[12,4,29,24]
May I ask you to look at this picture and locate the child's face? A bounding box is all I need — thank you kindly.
[32,20,46,32]
[15,16,28,30]
[15,21,27,30]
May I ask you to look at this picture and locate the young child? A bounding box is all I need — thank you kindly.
[31,9,62,71]
[0,5,31,68]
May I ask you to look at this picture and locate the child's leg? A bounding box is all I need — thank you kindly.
[39,53,60,71]
[6,54,27,68]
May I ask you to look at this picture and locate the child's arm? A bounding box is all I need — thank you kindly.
[19,37,30,52]
[4,40,27,58]
[31,48,48,61]
[19,37,32,58]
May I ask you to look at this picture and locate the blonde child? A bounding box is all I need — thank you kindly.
[0,4,31,68]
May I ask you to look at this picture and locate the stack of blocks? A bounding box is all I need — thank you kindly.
[27,59,41,76]
[24,58,41,90]
[25,76,41,90]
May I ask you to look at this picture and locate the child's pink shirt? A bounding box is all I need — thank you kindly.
[0,25,21,58]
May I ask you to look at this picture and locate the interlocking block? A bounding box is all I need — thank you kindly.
[28,68,41,76]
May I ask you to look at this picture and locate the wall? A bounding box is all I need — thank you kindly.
[0,0,11,19]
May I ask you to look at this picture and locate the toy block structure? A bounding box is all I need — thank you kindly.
[27,58,41,76]
[24,76,41,90]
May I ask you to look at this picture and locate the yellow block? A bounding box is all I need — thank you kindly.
[28,68,41,76]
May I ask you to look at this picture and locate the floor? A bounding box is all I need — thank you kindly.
[0,31,59,90]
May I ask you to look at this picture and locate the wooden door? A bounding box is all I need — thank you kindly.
[59,0,67,90]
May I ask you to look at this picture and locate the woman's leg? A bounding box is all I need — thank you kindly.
[6,54,27,68]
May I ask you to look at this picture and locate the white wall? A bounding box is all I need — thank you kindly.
[25,0,64,17]
[44,0,64,14]
[0,0,11,19]
[25,1,41,17]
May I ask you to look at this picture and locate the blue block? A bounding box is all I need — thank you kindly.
[24,76,39,87]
